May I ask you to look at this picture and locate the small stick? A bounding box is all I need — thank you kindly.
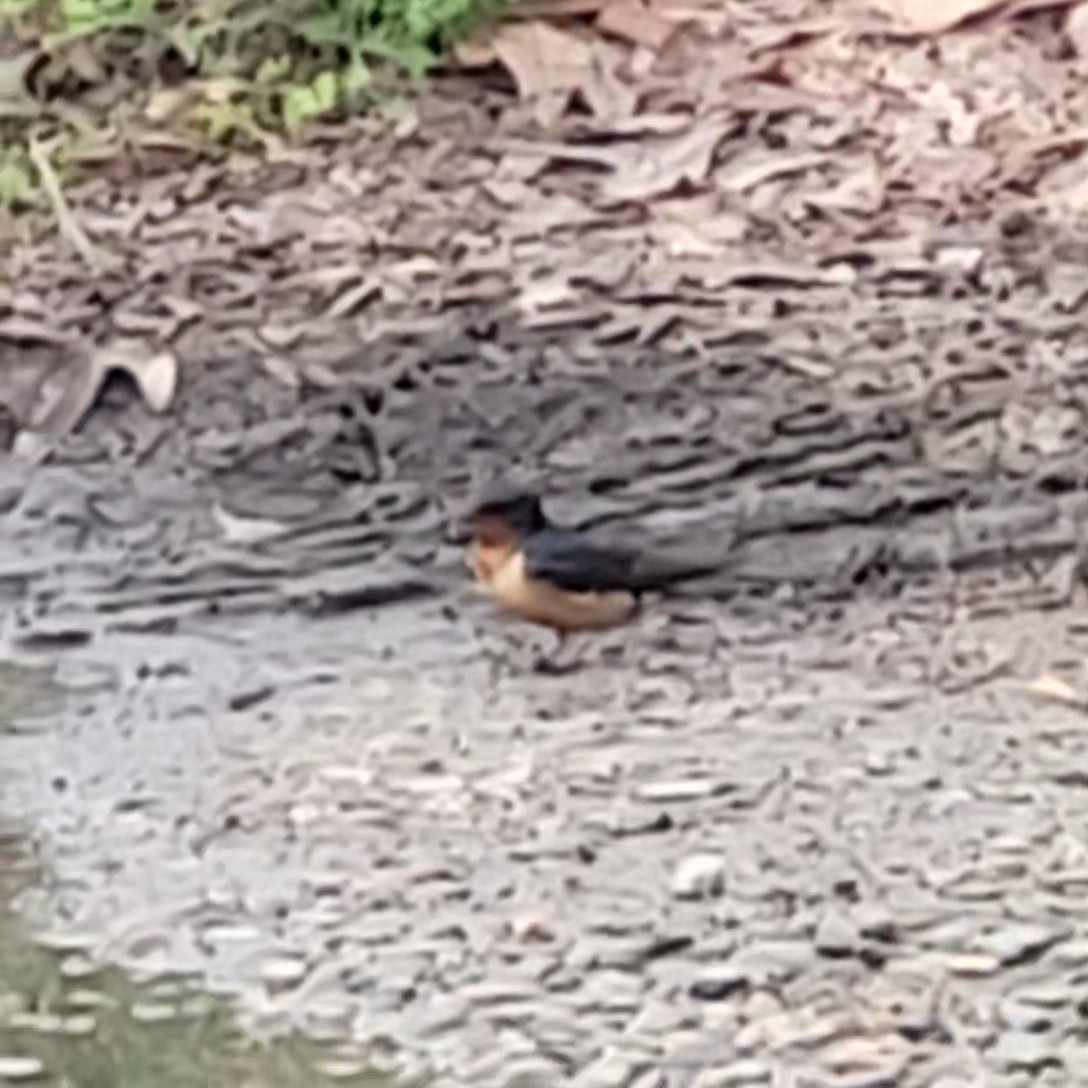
[28,137,105,272]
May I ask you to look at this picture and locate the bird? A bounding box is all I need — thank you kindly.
[463,481,721,645]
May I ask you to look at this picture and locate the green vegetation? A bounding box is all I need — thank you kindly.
[1,0,504,219]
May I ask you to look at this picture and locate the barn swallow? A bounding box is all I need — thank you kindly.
[464,481,719,636]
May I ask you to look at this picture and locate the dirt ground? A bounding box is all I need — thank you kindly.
[9,1,1088,1085]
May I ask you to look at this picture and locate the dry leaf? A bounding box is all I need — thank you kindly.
[213,504,289,544]
[601,118,736,203]
[513,0,606,14]
[0,349,66,430]
[871,0,1008,33]
[806,159,886,216]
[1048,175,1088,218]
[578,43,638,121]
[716,150,830,194]
[451,36,498,67]
[23,353,105,438]
[260,355,302,390]
[130,352,179,414]
[596,0,677,49]
[516,277,579,314]
[259,323,307,349]
[1067,2,1088,54]
[0,317,74,345]
[145,87,193,124]
[1036,152,1088,218]
[1007,0,1074,14]
[90,344,179,415]
[651,215,746,257]
[1025,673,1084,706]
[489,21,594,101]
[10,430,56,466]
[0,54,37,121]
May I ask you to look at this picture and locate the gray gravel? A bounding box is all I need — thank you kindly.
[5,576,1088,1088]
[6,244,1088,1086]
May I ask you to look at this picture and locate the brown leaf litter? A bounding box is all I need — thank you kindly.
[9,0,1088,447]
[0,330,178,462]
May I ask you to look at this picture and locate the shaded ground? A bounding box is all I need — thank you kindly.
[8,2,1088,1086]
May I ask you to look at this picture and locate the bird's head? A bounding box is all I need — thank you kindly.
[465,481,547,543]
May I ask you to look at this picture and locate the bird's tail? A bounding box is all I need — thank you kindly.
[627,548,725,594]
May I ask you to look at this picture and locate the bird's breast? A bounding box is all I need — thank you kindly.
[486,550,637,632]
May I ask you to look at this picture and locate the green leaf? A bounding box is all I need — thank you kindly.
[362,34,434,77]
[255,55,292,83]
[282,83,318,130]
[0,158,40,211]
[299,12,347,45]
[311,69,338,108]
[194,98,259,142]
[59,0,101,29]
[342,61,370,94]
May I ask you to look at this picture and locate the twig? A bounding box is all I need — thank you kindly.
[28,137,105,272]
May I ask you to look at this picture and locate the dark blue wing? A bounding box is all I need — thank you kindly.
[522,528,721,594]
[521,529,641,593]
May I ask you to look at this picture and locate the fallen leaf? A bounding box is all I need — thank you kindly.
[601,117,737,203]
[0,53,33,96]
[145,87,193,125]
[870,0,1008,32]
[213,504,289,544]
[931,244,984,275]
[511,0,607,14]
[91,344,179,415]
[450,35,498,67]
[650,214,746,257]
[22,353,104,438]
[0,317,74,345]
[1007,0,1075,14]
[326,277,381,318]
[596,0,677,49]
[508,913,558,942]
[1025,673,1084,706]
[1036,148,1088,220]
[489,21,595,101]
[9,429,55,466]
[0,53,38,121]
[4,341,178,444]
[516,277,579,314]
[66,41,109,83]
[260,355,302,390]
[259,323,307,349]
[130,352,178,414]
[821,1033,910,1076]
[715,150,830,194]
[577,42,638,121]
[601,112,693,137]
[1067,1,1088,53]
[805,159,886,216]
[743,17,840,55]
